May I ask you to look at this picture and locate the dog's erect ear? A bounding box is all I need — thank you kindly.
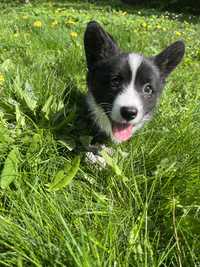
[154,41,185,80]
[84,21,119,70]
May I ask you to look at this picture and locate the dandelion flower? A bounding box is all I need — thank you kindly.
[33,20,42,28]
[142,22,148,28]
[70,31,78,38]
[0,73,5,85]
[175,31,181,36]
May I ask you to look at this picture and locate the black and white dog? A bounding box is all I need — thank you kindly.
[84,21,185,143]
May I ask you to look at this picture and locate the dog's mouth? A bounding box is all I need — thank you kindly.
[111,121,133,142]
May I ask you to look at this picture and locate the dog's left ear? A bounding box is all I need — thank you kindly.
[154,41,185,80]
[84,21,119,70]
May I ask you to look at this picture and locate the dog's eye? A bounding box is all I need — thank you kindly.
[143,83,153,96]
[111,75,123,87]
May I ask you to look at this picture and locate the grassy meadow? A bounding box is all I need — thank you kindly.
[0,1,200,266]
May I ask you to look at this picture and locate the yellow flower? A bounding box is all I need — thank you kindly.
[51,20,58,27]
[175,31,181,37]
[0,73,5,85]
[70,31,78,38]
[156,25,161,29]
[65,19,76,25]
[33,20,42,28]
[142,22,148,28]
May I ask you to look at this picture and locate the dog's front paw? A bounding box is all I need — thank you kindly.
[85,145,114,169]
[85,151,107,168]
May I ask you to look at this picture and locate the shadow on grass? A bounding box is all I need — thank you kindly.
[50,76,110,155]
[49,81,89,150]
[51,0,200,24]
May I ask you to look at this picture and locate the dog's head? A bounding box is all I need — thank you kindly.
[84,21,185,142]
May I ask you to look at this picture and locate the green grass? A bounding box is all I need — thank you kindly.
[0,1,200,266]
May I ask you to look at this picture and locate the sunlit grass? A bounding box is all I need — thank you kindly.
[0,1,200,266]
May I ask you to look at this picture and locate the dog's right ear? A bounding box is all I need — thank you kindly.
[84,21,119,70]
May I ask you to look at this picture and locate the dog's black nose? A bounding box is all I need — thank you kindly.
[120,106,138,121]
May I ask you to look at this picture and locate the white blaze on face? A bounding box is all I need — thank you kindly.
[111,53,144,125]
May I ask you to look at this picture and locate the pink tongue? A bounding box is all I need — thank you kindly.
[112,123,133,141]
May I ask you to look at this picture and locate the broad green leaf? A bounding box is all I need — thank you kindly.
[16,104,26,128]
[45,161,72,188]
[14,76,37,112]
[24,81,37,111]
[100,149,122,176]
[57,100,64,112]
[0,98,16,118]
[0,126,13,144]
[46,170,65,188]
[48,156,80,191]
[0,147,20,189]
[42,95,54,119]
